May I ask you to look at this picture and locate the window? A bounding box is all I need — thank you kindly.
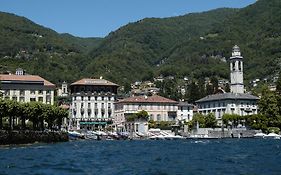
[30,98,36,102]
[46,97,51,103]
[238,61,241,71]
[46,90,51,94]
[12,97,17,101]
[20,90,25,96]
[88,96,91,101]
[19,97,25,102]
[150,114,154,120]
[232,62,235,71]
[38,90,43,94]
[157,114,161,121]
[4,90,10,96]
[38,97,43,102]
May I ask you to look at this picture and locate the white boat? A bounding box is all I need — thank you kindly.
[265,133,281,139]
[68,131,85,139]
[84,131,98,140]
[254,133,267,138]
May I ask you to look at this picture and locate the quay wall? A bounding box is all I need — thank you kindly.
[0,130,69,145]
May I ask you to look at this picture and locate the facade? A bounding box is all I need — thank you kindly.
[177,102,193,122]
[196,46,259,125]
[114,95,178,129]
[57,81,69,97]
[0,71,55,105]
[69,78,119,130]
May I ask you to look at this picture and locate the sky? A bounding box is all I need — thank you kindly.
[0,0,256,38]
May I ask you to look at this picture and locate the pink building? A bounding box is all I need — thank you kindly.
[114,95,178,127]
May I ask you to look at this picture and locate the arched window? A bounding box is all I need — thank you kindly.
[157,114,161,121]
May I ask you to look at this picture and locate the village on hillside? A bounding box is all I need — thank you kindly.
[1,45,280,140]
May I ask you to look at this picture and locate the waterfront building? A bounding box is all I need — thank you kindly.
[69,78,119,130]
[177,102,193,122]
[57,81,69,97]
[114,95,178,131]
[196,46,259,126]
[0,69,55,105]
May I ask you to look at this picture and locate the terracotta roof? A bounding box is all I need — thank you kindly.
[71,78,119,86]
[0,74,55,87]
[118,95,178,104]
[60,104,70,109]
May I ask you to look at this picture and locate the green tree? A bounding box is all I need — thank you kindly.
[205,113,217,128]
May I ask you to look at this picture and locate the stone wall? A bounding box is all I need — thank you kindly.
[0,130,69,145]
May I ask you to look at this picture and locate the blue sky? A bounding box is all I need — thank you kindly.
[0,0,256,38]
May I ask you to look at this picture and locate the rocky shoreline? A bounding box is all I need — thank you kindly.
[0,130,69,145]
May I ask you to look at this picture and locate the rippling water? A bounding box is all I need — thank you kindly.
[0,139,281,175]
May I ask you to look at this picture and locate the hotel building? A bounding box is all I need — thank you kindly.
[69,78,119,130]
[0,69,55,104]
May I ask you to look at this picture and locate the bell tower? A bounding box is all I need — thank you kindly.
[230,45,244,94]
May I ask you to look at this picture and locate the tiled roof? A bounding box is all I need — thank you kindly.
[178,102,193,107]
[71,78,119,86]
[0,74,55,87]
[117,95,178,104]
[196,93,259,103]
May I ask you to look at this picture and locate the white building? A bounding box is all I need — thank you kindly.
[196,45,259,125]
[57,81,69,97]
[0,71,55,105]
[177,102,193,122]
[69,78,119,130]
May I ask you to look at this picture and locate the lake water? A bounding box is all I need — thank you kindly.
[0,139,281,175]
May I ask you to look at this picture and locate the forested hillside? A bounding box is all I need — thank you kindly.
[0,12,101,84]
[0,0,280,88]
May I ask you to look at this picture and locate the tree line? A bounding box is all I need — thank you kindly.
[0,99,68,131]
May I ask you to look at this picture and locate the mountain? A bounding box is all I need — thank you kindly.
[86,8,238,83]
[1,0,281,88]
[0,12,102,84]
[86,0,281,85]
[165,0,281,82]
